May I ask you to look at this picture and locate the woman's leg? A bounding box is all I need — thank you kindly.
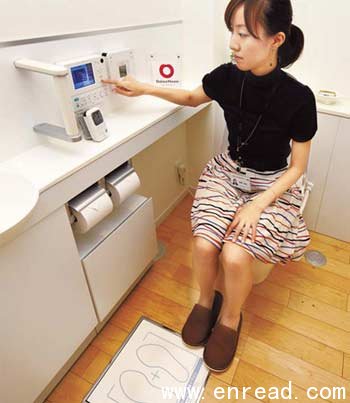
[219,242,255,329]
[192,236,221,308]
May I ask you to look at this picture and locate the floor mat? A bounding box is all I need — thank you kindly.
[83,316,209,403]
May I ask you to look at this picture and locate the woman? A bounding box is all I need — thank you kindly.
[103,0,317,373]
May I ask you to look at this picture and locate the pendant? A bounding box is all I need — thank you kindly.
[235,154,243,172]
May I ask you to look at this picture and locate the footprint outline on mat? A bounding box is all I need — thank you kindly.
[117,370,163,403]
[136,343,190,383]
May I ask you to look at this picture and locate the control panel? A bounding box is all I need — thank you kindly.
[59,55,110,114]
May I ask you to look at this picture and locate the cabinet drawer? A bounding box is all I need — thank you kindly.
[82,197,157,321]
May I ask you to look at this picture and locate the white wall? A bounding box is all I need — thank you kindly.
[182,0,230,83]
[0,0,181,42]
[288,0,350,96]
[183,0,230,172]
[182,0,215,83]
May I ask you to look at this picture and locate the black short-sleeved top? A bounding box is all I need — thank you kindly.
[202,63,318,171]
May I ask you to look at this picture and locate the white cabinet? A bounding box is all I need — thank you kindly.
[316,118,350,241]
[77,195,158,322]
[303,113,340,230]
[0,207,97,403]
[303,112,350,241]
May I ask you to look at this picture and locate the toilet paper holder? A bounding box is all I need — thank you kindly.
[67,160,138,232]
[68,160,133,218]
[105,161,134,191]
[68,183,114,234]
[105,161,140,207]
[69,184,107,218]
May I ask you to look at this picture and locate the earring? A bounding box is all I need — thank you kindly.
[270,48,275,66]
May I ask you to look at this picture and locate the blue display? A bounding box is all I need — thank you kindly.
[71,63,95,90]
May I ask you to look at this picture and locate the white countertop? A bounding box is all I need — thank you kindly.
[314,91,350,119]
[1,87,348,196]
[316,98,350,119]
[0,95,202,194]
[0,170,39,246]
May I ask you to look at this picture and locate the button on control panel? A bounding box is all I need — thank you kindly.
[72,87,110,112]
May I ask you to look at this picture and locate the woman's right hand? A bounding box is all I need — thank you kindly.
[101,75,148,97]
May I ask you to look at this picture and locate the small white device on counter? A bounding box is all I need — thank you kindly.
[82,107,108,142]
[317,90,338,105]
[69,184,113,234]
[13,49,135,142]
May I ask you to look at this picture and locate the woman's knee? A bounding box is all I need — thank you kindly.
[193,236,221,259]
[221,243,254,274]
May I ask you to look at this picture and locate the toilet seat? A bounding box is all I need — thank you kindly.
[251,172,313,285]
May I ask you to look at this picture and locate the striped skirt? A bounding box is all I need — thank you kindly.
[190,150,310,265]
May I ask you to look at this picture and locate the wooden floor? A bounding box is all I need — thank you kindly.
[46,193,350,402]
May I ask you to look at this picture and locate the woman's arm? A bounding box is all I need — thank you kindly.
[102,76,212,107]
[145,83,212,107]
[252,139,312,211]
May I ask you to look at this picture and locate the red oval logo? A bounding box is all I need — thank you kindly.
[159,64,174,79]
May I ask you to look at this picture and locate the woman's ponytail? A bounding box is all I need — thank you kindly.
[278,24,304,68]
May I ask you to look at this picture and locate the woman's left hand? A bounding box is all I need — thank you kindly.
[225,202,263,243]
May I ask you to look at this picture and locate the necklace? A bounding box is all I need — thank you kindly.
[235,72,282,168]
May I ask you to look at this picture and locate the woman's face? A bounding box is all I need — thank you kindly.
[229,4,276,73]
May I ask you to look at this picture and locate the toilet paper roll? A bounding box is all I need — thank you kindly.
[73,192,113,234]
[107,171,141,207]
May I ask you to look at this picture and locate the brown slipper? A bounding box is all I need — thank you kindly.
[181,290,223,347]
[203,312,243,372]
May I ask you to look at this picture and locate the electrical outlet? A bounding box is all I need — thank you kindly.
[176,161,186,186]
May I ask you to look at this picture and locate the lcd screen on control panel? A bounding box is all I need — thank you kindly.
[71,63,95,90]
[119,64,128,78]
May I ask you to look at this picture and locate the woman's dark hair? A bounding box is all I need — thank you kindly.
[224,0,304,68]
